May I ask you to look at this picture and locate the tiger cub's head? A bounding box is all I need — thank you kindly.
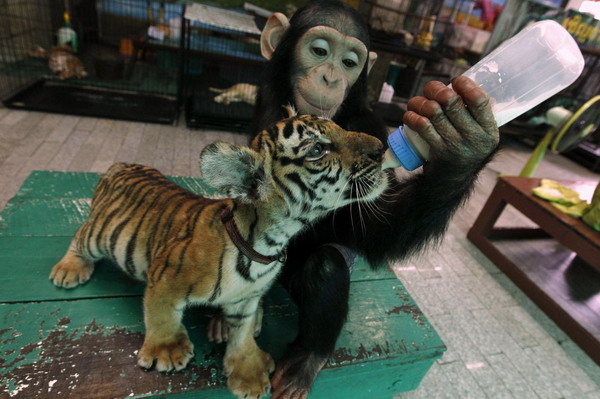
[199,112,388,218]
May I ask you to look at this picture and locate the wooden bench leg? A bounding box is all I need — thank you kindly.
[467,179,508,243]
[467,180,600,366]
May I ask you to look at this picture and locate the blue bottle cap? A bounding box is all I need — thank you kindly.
[387,126,424,171]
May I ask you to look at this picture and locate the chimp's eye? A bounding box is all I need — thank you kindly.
[343,58,357,68]
[313,47,328,57]
[311,39,330,58]
[306,143,329,161]
[342,51,360,69]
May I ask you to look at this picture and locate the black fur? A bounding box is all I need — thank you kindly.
[252,0,497,395]
[279,245,350,357]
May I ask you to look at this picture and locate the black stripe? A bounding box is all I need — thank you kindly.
[282,121,295,139]
[125,189,188,277]
[303,161,330,174]
[256,263,279,279]
[295,216,311,224]
[93,204,128,256]
[94,178,163,255]
[75,223,92,258]
[256,132,265,150]
[91,180,110,207]
[101,179,169,252]
[185,284,195,302]
[236,251,253,282]
[285,172,315,201]
[272,174,296,203]
[333,165,342,181]
[268,126,278,142]
[94,167,158,206]
[235,209,259,282]
[209,248,225,302]
[83,217,101,259]
[108,182,163,262]
[248,208,259,246]
[156,229,195,282]
[295,123,305,139]
[125,188,177,275]
[300,201,313,214]
[86,179,123,255]
[146,197,218,281]
[264,136,276,153]
[264,234,282,247]
[313,169,339,185]
[145,195,188,263]
[278,156,304,167]
[209,203,231,228]
[153,247,175,283]
[188,200,213,233]
[174,240,192,276]
[92,167,142,205]
[154,196,192,254]
[222,293,261,306]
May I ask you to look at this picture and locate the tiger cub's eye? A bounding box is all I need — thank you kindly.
[306,143,328,161]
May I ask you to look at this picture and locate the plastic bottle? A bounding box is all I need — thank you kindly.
[57,12,78,52]
[382,20,585,171]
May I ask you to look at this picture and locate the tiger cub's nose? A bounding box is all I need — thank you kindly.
[361,139,384,163]
[368,148,384,163]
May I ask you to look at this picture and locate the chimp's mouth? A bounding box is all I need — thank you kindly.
[295,92,339,117]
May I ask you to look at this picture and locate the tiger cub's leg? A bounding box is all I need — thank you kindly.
[222,297,274,399]
[50,223,96,288]
[137,269,194,372]
[207,300,264,343]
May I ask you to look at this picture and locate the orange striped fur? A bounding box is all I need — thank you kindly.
[49,113,388,398]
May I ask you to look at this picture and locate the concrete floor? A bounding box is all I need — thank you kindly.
[0,107,599,398]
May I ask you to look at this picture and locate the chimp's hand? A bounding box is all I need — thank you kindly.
[403,76,499,174]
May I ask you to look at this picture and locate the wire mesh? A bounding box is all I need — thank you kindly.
[183,4,265,132]
[0,0,184,124]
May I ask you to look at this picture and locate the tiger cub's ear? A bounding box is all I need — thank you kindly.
[282,104,297,119]
[199,142,266,202]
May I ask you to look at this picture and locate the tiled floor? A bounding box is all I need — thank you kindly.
[0,108,599,398]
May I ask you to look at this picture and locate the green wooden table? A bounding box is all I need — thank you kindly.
[0,171,445,398]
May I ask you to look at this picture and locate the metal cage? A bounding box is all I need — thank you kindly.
[0,0,185,124]
[182,3,265,132]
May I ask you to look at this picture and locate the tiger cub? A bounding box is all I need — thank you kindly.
[209,83,258,105]
[49,112,388,398]
[28,44,87,80]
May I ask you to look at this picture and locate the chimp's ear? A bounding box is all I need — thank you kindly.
[367,51,378,75]
[260,12,290,60]
[199,142,266,201]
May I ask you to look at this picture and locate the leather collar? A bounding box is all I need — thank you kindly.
[220,208,287,265]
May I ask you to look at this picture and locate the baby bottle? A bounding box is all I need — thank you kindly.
[382,20,585,170]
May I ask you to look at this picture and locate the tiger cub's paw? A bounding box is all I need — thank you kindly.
[207,313,230,343]
[137,332,194,372]
[224,348,275,399]
[50,255,94,288]
[208,306,263,343]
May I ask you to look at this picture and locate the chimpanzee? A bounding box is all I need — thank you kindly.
[209,1,500,398]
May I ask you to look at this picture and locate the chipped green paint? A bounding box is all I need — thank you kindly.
[0,299,225,398]
[0,170,446,398]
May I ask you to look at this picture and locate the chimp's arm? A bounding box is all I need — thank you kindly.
[337,76,500,267]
